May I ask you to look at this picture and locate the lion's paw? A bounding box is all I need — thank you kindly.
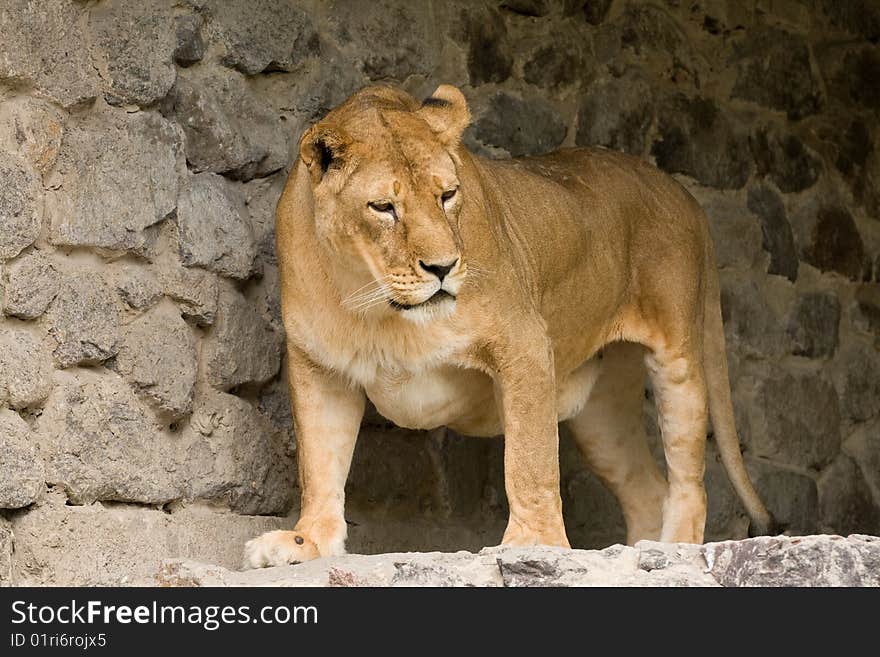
[243,530,321,570]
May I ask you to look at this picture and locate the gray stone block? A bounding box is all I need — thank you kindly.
[48,273,120,368]
[688,186,764,271]
[323,0,435,81]
[175,173,257,280]
[182,387,295,515]
[2,251,61,319]
[786,292,840,359]
[750,125,822,193]
[110,264,163,311]
[651,93,752,190]
[160,66,289,181]
[747,460,818,535]
[38,368,181,505]
[46,109,183,255]
[0,518,11,584]
[0,152,42,261]
[720,273,794,358]
[0,327,53,409]
[0,97,66,176]
[576,71,653,156]
[798,205,870,282]
[160,265,219,326]
[173,14,206,67]
[834,341,880,423]
[730,26,822,120]
[0,0,100,107]
[818,455,880,536]
[202,282,282,391]
[746,183,799,282]
[736,364,841,470]
[203,0,317,75]
[0,409,45,509]
[112,302,198,420]
[89,0,177,107]
[470,91,567,157]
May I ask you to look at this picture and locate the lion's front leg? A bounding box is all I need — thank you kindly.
[244,345,365,569]
[493,336,570,548]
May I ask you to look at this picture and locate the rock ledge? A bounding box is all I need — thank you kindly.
[157,534,880,587]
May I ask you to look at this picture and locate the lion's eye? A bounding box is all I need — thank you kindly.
[441,188,458,205]
[368,201,397,219]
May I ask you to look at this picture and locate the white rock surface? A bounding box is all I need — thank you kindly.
[156,534,880,587]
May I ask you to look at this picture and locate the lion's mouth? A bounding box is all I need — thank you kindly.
[389,289,455,311]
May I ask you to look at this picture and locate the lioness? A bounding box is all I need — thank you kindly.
[243,84,774,568]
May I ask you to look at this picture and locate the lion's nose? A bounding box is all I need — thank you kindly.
[419,258,458,282]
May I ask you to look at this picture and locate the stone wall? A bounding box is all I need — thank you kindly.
[0,0,878,585]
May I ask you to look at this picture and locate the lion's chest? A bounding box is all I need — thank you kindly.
[364,358,602,437]
[365,365,501,436]
[292,307,602,436]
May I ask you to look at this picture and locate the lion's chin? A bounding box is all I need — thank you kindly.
[392,290,457,324]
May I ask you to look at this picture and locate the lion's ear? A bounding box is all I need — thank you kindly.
[299,124,351,184]
[417,85,471,146]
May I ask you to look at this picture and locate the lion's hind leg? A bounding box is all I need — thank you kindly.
[566,342,668,545]
[644,343,709,544]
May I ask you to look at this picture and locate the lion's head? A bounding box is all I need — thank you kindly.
[298,84,472,323]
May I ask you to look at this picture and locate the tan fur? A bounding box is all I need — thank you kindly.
[243,84,774,568]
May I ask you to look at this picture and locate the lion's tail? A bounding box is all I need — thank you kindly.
[703,268,777,536]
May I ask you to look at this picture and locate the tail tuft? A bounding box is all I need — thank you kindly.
[748,513,784,538]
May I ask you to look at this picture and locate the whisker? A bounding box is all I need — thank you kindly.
[350,294,392,315]
[343,278,382,301]
[347,284,393,312]
[345,287,386,307]
[348,294,389,312]
[342,273,393,302]
[341,274,394,308]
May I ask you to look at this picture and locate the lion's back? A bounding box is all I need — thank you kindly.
[473,146,710,251]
